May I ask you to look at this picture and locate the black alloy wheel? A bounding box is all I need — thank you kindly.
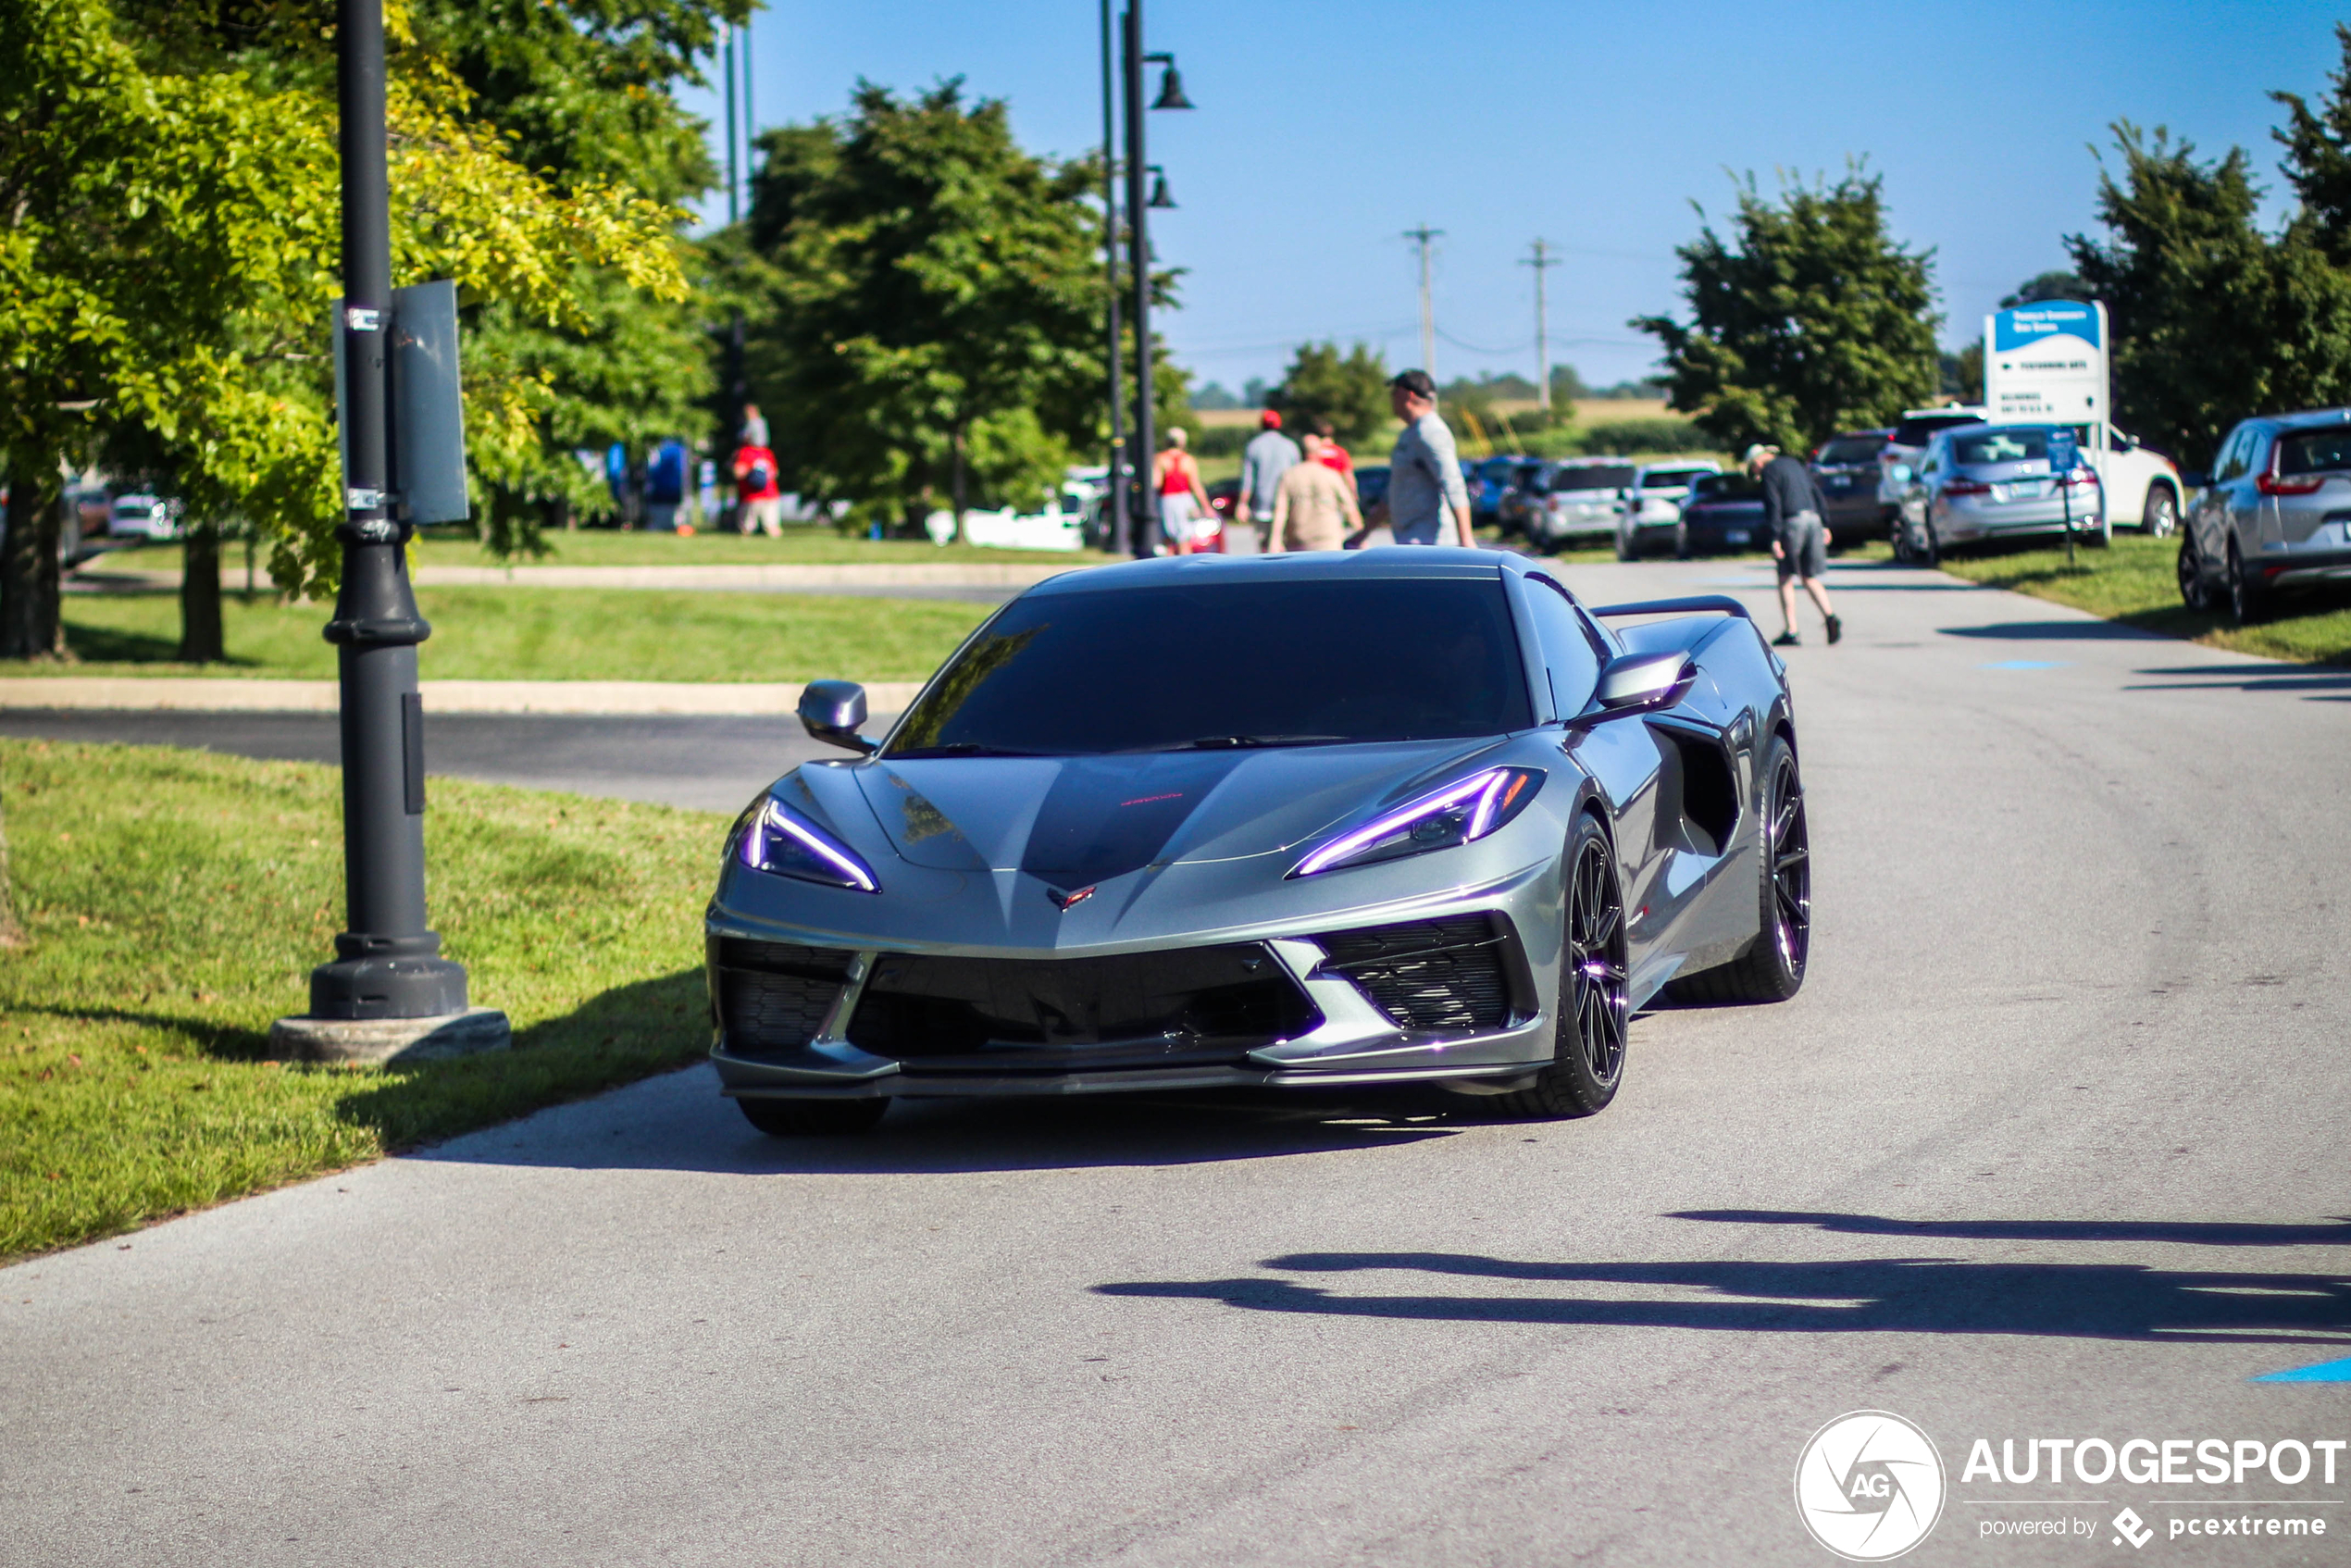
[1491,815,1628,1119]
[2143,486,2179,538]
[2227,538,2268,626]
[2177,532,2210,609]
[1666,731,1810,1005]
[738,1095,889,1137]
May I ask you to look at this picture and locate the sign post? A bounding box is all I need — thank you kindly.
[1985,299,2110,549]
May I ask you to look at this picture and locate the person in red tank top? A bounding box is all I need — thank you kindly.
[1151,428,1215,554]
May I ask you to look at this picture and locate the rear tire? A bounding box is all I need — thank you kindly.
[1665,732,1810,1005]
[737,1096,889,1137]
[1489,814,1628,1120]
[2227,538,2267,625]
[2178,532,2211,609]
[1920,519,1941,568]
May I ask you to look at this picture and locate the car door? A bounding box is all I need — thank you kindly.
[2189,426,2243,573]
[2224,426,2271,558]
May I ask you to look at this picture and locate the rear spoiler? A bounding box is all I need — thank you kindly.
[1590,595,1752,622]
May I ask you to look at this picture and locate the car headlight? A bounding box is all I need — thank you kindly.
[1290,767,1544,879]
[735,795,881,892]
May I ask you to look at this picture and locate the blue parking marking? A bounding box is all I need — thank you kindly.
[2253,1356,2351,1383]
[1981,660,2069,670]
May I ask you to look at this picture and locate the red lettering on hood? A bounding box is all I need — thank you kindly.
[1120,792,1185,807]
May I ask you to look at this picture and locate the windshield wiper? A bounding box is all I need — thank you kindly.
[1176,734,1349,751]
[886,742,1049,759]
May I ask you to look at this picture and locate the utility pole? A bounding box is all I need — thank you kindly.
[1404,225,1443,390]
[1524,238,1560,417]
[1099,0,1127,554]
[723,24,739,224]
[274,0,504,1064]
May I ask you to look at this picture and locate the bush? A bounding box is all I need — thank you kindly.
[1191,425,1251,460]
[1580,417,1718,455]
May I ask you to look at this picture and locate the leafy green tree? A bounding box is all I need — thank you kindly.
[742,81,1110,533]
[2066,125,2287,466]
[1270,341,1389,445]
[1632,168,1940,453]
[2000,271,2090,308]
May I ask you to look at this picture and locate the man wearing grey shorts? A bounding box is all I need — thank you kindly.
[1747,443,1841,647]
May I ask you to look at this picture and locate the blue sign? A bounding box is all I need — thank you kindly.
[1993,301,2100,352]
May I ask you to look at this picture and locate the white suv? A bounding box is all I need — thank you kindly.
[1614,461,1722,560]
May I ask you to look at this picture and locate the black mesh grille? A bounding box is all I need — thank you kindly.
[1315,915,1513,1033]
[714,940,854,1058]
[846,944,1318,1074]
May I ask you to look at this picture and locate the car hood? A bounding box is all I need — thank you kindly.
[838,739,1500,883]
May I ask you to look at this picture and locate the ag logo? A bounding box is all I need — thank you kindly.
[1793,1410,1947,1561]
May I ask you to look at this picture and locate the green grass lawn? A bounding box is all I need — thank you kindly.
[20,588,991,682]
[92,529,1108,575]
[1934,534,2351,664]
[0,740,730,1262]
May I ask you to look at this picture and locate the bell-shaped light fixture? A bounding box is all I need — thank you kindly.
[1148,168,1176,209]
[1151,64,1195,111]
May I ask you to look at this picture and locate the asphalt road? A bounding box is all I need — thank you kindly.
[7,556,2351,1566]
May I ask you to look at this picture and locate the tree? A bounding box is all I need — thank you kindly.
[2066,125,2283,466]
[742,81,1109,532]
[1271,341,1389,445]
[1632,168,1940,453]
[2000,271,2091,308]
[0,0,690,660]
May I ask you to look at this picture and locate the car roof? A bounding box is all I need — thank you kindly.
[1026,549,1518,598]
[2264,407,2351,431]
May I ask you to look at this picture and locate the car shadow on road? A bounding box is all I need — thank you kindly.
[1094,1242,2351,1345]
[1669,1209,2351,1248]
[1937,619,2171,641]
[2122,665,2351,697]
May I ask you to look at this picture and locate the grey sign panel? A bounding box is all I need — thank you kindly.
[330,280,470,524]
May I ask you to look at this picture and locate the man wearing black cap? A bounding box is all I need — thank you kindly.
[1382,369,1472,547]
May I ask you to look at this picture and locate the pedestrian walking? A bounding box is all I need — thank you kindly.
[1236,410,1300,552]
[733,436,784,537]
[1266,430,1363,553]
[1748,443,1842,646]
[1312,418,1358,499]
[1153,428,1215,554]
[644,437,689,532]
[1381,370,1472,547]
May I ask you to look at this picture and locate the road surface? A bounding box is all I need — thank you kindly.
[6,556,2348,1566]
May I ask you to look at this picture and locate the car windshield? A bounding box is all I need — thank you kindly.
[886,579,1534,757]
[2276,427,2351,477]
[1951,429,2052,466]
[1640,468,1708,489]
[1690,473,1760,498]
[1552,466,1635,492]
[1816,436,1886,465]
[1892,415,1983,447]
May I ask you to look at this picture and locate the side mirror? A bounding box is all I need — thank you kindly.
[1590,652,1694,715]
[798,678,877,753]
[1890,464,1914,483]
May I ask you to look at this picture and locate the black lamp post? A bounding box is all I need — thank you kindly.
[1119,5,1191,556]
[1097,0,1127,554]
[276,0,499,1062]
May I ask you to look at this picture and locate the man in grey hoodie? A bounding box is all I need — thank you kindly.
[1747,443,1842,646]
[1236,410,1301,554]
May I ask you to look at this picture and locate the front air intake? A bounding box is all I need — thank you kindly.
[713,939,855,1057]
[1314,914,1517,1033]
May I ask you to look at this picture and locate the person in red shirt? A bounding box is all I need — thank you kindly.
[1152,428,1215,554]
[1313,418,1358,500]
[732,441,782,535]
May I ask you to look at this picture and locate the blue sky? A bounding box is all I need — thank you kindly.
[678,0,2347,394]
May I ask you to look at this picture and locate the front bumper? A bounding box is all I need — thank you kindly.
[707,863,1561,1101]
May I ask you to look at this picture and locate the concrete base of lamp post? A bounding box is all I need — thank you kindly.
[269,1006,512,1065]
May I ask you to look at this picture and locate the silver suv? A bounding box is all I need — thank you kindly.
[2179,409,2351,624]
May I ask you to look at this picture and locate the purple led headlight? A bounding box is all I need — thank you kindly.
[1290,767,1544,879]
[738,796,881,892]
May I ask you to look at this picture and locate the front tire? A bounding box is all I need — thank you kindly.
[737,1096,889,1137]
[1615,524,1639,562]
[1667,732,1810,1005]
[1490,814,1629,1119]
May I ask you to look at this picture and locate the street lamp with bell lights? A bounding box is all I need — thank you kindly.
[1105,6,1193,556]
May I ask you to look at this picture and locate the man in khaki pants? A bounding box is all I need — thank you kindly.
[1266,430,1363,552]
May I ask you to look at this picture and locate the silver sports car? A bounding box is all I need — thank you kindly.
[705,550,1808,1135]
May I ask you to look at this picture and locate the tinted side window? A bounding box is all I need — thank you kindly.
[2214,427,2252,482]
[1522,573,1604,716]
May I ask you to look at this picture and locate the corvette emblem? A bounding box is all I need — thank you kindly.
[1047,884,1096,911]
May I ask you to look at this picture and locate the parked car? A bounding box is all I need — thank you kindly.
[1890,423,2106,565]
[1810,429,1893,545]
[1470,454,1522,526]
[106,493,182,541]
[1614,461,1723,559]
[2177,409,2351,624]
[1354,465,1392,516]
[1529,460,1636,551]
[1878,405,1987,513]
[1495,459,1552,537]
[2087,428,2185,537]
[1675,472,1766,556]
